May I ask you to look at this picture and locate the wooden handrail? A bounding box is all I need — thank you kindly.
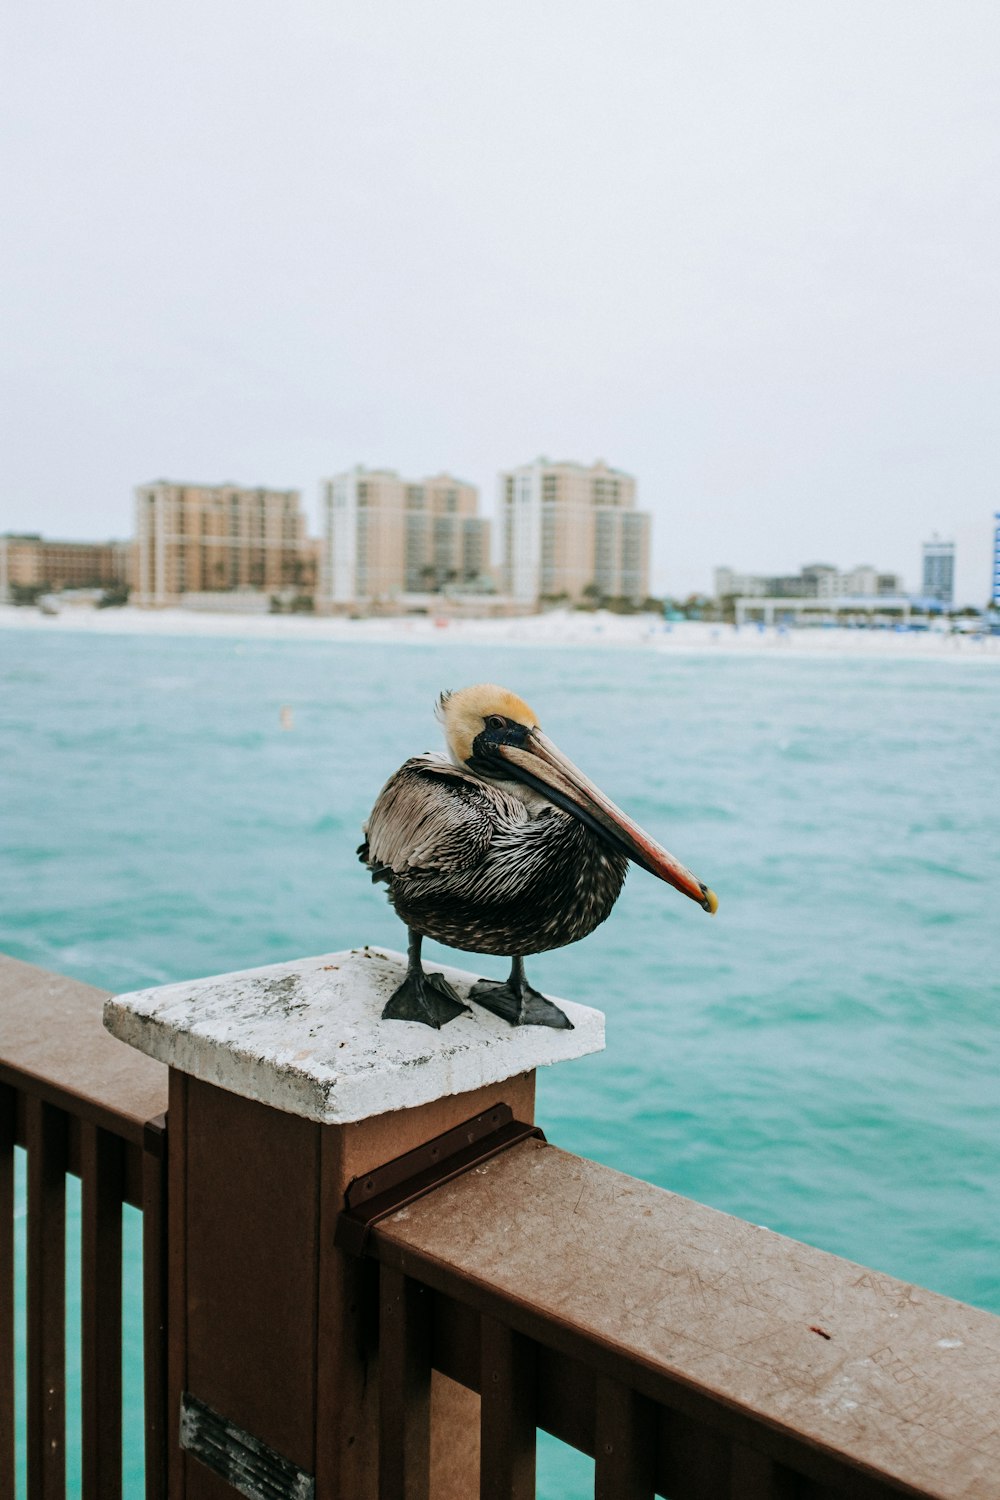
[5,950,1000,1500]
[369,1135,1000,1499]
[0,953,168,1146]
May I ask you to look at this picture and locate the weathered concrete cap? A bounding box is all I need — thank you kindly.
[104,947,604,1124]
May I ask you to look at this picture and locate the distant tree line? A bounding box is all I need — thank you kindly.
[8,582,130,608]
[539,584,718,618]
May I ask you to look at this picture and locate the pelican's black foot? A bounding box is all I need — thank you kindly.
[382,969,470,1029]
[469,976,574,1030]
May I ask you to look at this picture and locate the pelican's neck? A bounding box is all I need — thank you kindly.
[490,777,554,817]
[449,751,554,818]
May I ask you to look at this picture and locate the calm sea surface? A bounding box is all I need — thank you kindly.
[2,627,999,1497]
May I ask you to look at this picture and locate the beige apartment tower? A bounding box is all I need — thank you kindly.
[320,468,489,604]
[134,481,310,605]
[498,458,651,605]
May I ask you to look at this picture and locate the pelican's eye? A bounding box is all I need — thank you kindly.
[485,714,507,732]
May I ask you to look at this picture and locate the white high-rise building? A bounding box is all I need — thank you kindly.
[502,466,541,604]
[320,468,489,605]
[498,458,650,605]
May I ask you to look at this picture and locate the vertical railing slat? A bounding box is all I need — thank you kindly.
[0,1084,15,1499]
[479,1316,536,1500]
[379,1266,431,1500]
[165,1072,186,1500]
[81,1122,123,1500]
[141,1125,168,1500]
[26,1095,67,1500]
[730,1443,801,1497]
[594,1375,656,1500]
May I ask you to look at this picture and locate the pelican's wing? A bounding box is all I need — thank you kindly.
[363,754,507,877]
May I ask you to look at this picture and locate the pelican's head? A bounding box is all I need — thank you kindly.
[435,684,718,916]
[437,684,539,765]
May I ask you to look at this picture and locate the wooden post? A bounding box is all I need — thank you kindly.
[105,947,604,1500]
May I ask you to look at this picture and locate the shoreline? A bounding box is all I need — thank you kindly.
[1,603,997,662]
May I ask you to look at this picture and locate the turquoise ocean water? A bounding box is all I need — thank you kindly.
[2,626,999,1497]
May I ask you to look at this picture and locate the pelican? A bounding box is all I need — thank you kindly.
[359,684,718,1030]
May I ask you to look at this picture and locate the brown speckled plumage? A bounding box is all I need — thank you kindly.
[360,751,629,957]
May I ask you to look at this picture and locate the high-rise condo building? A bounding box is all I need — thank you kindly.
[921,536,955,606]
[320,468,489,604]
[134,481,310,606]
[498,458,650,605]
[993,513,1000,609]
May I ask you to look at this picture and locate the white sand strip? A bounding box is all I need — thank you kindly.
[1,604,997,662]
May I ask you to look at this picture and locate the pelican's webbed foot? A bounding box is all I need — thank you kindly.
[382,970,469,1028]
[382,930,471,1029]
[469,957,573,1030]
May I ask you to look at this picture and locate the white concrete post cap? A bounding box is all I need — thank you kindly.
[104,947,605,1124]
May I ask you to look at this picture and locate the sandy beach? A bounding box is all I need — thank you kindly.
[1,603,997,661]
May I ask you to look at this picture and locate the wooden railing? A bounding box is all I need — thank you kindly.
[365,1137,1000,1499]
[0,954,168,1500]
[3,950,1000,1500]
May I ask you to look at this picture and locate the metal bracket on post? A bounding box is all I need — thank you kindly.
[335,1102,545,1257]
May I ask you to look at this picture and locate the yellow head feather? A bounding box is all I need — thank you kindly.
[437,684,539,764]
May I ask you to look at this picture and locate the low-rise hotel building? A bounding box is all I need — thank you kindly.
[320,468,490,605]
[134,481,310,606]
[498,458,651,605]
[715,562,903,601]
[0,533,131,599]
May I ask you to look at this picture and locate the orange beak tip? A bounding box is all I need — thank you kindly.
[702,887,719,915]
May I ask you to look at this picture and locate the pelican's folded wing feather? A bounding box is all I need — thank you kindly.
[364,754,501,877]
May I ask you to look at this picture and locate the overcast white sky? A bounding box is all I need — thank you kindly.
[1,1,997,600]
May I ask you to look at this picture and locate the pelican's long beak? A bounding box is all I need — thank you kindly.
[496,730,718,915]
